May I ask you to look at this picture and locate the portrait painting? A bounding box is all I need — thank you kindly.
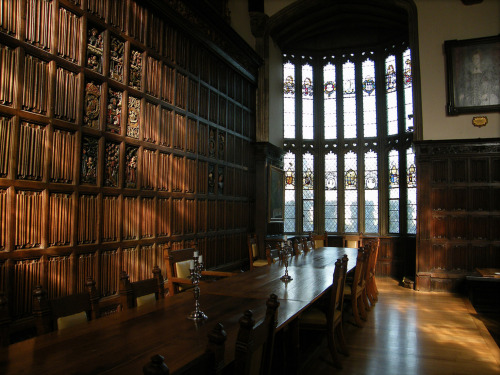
[444,35,500,115]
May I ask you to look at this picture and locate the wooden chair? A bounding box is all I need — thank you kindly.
[364,238,380,305]
[303,236,314,253]
[143,322,227,375]
[293,237,305,256]
[299,255,349,369]
[343,248,369,327]
[119,266,165,309]
[233,294,280,375]
[311,232,328,249]
[343,233,363,249]
[265,244,281,265]
[164,244,236,296]
[32,277,99,335]
[247,234,269,271]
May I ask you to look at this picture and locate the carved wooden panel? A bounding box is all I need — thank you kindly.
[449,216,467,240]
[431,160,447,183]
[450,159,467,183]
[157,198,170,237]
[416,139,500,291]
[431,189,447,211]
[76,253,98,293]
[0,0,257,321]
[470,188,489,211]
[470,158,489,182]
[450,188,467,211]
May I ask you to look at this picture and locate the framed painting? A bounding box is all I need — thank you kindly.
[268,165,284,223]
[444,34,500,115]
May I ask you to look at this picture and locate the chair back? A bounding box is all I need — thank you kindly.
[165,245,198,295]
[343,233,363,249]
[265,244,280,265]
[351,248,368,295]
[328,255,349,327]
[363,240,377,281]
[32,280,97,334]
[247,234,260,271]
[311,232,328,249]
[143,323,227,375]
[234,294,280,375]
[119,266,164,309]
[293,238,305,256]
[303,236,314,253]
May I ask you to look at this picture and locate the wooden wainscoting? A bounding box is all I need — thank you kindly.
[415,138,500,292]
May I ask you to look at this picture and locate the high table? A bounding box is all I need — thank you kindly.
[0,247,358,374]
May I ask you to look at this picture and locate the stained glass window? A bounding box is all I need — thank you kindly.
[364,150,378,233]
[403,48,414,132]
[389,149,399,233]
[324,62,337,139]
[284,152,296,233]
[407,147,417,234]
[283,43,414,236]
[325,152,338,232]
[283,61,295,139]
[343,61,356,139]
[344,151,358,232]
[302,63,313,140]
[303,152,314,232]
[362,58,377,138]
[386,55,398,135]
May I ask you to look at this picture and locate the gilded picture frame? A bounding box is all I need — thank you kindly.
[444,34,500,115]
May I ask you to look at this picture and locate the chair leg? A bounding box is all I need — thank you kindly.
[335,323,349,356]
[327,326,343,369]
[357,293,368,321]
[366,285,375,306]
[351,296,364,327]
[368,279,378,304]
[362,288,371,311]
[372,277,379,301]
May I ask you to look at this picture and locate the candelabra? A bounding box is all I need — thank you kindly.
[279,241,293,282]
[187,251,207,321]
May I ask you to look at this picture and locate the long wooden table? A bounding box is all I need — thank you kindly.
[0,247,357,374]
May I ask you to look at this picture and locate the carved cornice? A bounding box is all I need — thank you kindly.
[415,138,500,158]
[150,0,262,81]
[254,142,284,165]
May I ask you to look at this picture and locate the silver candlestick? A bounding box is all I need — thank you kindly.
[279,241,293,282]
[188,252,207,321]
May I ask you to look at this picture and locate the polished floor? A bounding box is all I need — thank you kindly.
[300,277,500,375]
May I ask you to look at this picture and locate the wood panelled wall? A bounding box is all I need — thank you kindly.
[415,138,500,291]
[0,0,260,320]
[328,235,415,280]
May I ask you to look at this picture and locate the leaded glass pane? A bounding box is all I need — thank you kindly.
[362,58,377,138]
[407,147,417,234]
[284,152,296,233]
[324,62,337,140]
[302,63,313,140]
[389,149,399,233]
[364,150,378,233]
[386,55,398,135]
[303,152,314,232]
[325,152,337,232]
[344,151,358,232]
[403,48,414,132]
[343,61,356,139]
[283,61,295,139]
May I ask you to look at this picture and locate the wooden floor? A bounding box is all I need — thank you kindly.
[299,277,500,375]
